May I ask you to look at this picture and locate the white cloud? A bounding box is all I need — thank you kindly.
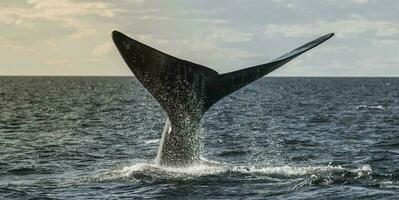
[131,0,147,3]
[353,0,368,4]
[172,30,261,71]
[0,39,39,54]
[92,42,114,56]
[1,0,398,76]
[189,28,260,61]
[263,17,399,39]
[202,27,254,43]
[189,18,227,24]
[139,15,169,20]
[190,38,259,60]
[357,57,399,69]
[46,58,70,65]
[135,14,226,24]
[272,0,297,10]
[0,0,118,38]
[26,0,115,18]
[371,39,398,46]
[131,27,257,63]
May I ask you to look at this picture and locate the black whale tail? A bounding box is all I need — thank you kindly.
[112,30,218,122]
[204,33,334,110]
[112,30,333,166]
[112,30,334,116]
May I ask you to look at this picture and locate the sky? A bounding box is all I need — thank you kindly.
[0,0,398,76]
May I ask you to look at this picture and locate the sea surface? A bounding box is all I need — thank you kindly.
[0,76,398,199]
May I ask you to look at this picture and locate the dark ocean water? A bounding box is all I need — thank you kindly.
[0,76,398,199]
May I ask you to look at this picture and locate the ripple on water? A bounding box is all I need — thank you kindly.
[1,77,399,199]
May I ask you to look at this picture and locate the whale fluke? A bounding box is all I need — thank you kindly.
[112,30,334,166]
[204,33,334,110]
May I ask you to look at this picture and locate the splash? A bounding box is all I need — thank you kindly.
[88,160,372,183]
[292,164,373,190]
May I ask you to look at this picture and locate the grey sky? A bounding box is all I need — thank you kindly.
[0,0,398,76]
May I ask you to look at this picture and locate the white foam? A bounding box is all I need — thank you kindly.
[144,139,159,144]
[234,165,346,177]
[351,164,372,178]
[94,160,359,182]
[356,105,385,110]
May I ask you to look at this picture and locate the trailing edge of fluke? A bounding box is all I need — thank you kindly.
[112,30,334,166]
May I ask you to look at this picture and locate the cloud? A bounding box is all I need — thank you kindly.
[357,57,399,69]
[45,58,70,65]
[263,16,399,39]
[371,39,398,46]
[201,27,254,43]
[131,26,257,60]
[188,27,260,60]
[26,0,115,18]
[139,15,169,20]
[170,29,262,71]
[189,38,259,60]
[352,0,368,4]
[1,0,398,76]
[131,0,147,3]
[343,57,399,76]
[188,18,228,24]
[0,39,39,54]
[92,42,114,56]
[272,0,297,10]
[0,0,118,38]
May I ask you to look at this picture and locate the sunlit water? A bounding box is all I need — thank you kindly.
[1,77,398,199]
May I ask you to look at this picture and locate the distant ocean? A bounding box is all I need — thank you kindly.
[1,76,398,199]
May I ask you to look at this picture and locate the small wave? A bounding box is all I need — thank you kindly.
[7,167,37,175]
[373,141,399,148]
[356,105,385,110]
[292,164,373,190]
[144,139,159,144]
[7,166,54,176]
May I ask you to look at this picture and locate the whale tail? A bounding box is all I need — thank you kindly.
[204,33,334,110]
[112,30,333,166]
[112,31,333,115]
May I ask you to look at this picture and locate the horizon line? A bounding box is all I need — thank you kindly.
[1,75,399,78]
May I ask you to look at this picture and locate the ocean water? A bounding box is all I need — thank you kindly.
[0,76,398,199]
